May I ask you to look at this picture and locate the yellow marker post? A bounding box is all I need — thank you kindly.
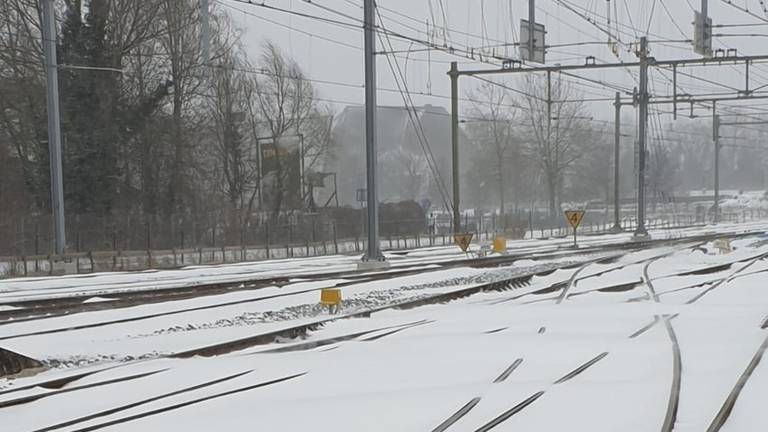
[564,210,586,248]
[492,236,507,254]
[320,288,342,314]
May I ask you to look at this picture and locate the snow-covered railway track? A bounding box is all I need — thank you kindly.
[0,257,610,345]
[173,240,733,359]
[640,245,768,432]
[644,259,682,432]
[49,372,305,432]
[5,232,768,431]
[453,234,767,432]
[1,240,705,351]
[0,247,625,377]
[26,370,254,432]
[705,334,768,432]
[422,245,707,432]
[0,243,640,323]
[685,252,768,432]
[1,231,756,324]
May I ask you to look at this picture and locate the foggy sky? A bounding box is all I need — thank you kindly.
[226,0,768,121]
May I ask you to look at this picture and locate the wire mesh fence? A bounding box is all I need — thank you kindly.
[1,207,766,279]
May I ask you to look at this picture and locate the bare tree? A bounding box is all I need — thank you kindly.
[569,128,612,214]
[254,41,316,222]
[0,0,47,210]
[55,0,166,214]
[159,0,205,217]
[647,140,679,212]
[0,2,332,254]
[464,80,524,220]
[206,49,263,244]
[299,108,336,208]
[520,75,590,218]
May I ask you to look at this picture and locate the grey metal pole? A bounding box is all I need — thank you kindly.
[363,0,383,261]
[701,0,708,22]
[41,0,66,255]
[528,0,536,62]
[450,61,461,234]
[714,114,720,223]
[547,71,553,221]
[613,92,622,232]
[635,37,649,238]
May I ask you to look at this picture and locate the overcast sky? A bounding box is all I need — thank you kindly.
[222,0,768,122]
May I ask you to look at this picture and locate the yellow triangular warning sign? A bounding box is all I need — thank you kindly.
[564,210,586,229]
[453,233,474,252]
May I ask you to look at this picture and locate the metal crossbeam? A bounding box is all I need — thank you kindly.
[719,120,768,126]
[449,39,768,237]
[454,54,768,77]
[619,93,768,107]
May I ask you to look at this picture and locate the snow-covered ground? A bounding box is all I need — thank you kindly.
[721,190,768,211]
[2,229,768,431]
[2,219,767,303]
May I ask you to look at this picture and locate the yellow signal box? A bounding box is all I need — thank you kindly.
[493,236,507,253]
[320,288,342,314]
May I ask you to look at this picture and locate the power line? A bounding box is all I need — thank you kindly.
[208,62,527,111]
[219,0,471,65]
[374,5,454,215]
[553,0,768,103]
[224,0,768,137]
[348,0,512,48]
[227,0,500,66]
[720,0,768,24]
[231,0,646,107]
[297,0,510,65]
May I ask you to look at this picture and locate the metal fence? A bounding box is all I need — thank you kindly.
[1,208,766,279]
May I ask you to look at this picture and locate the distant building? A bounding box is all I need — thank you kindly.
[324,104,455,209]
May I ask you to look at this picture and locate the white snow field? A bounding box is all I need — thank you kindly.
[1,227,768,431]
[2,220,767,302]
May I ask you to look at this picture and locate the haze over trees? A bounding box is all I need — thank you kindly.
[0,0,330,252]
[462,75,768,221]
[1,0,767,255]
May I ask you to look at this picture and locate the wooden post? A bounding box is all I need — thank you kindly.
[265,222,271,260]
[34,224,39,272]
[146,221,151,251]
[333,223,338,254]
